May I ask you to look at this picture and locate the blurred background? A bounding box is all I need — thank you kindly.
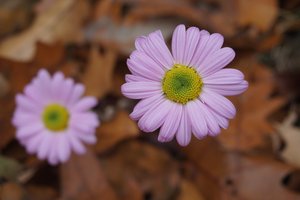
[1,0,300,199]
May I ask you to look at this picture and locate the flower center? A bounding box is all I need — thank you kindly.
[162,64,203,104]
[42,104,69,132]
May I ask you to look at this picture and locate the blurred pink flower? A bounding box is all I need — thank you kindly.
[13,69,99,165]
[122,24,248,146]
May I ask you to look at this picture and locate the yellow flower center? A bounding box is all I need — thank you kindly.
[42,104,69,132]
[162,64,203,104]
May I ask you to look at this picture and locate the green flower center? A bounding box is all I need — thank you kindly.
[42,104,69,132]
[162,64,203,104]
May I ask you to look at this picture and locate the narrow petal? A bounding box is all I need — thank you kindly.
[209,108,229,129]
[71,112,99,127]
[16,122,44,140]
[158,103,182,142]
[191,33,224,70]
[176,107,192,146]
[200,89,236,119]
[128,51,165,80]
[147,30,174,69]
[205,80,248,96]
[130,94,164,120]
[183,27,200,66]
[121,82,162,99]
[16,94,42,114]
[197,102,221,136]
[186,100,208,139]
[51,72,65,101]
[67,134,86,155]
[67,83,85,105]
[138,99,173,132]
[37,131,52,160]
[25,133,44,154]
[71,97,98,112]
[12,110,39,127]
[172,24,186,64]
[57,134,71,163]
[198,47,235,77]
[60,78,75,105]
[125,74,150,82]
[203,69,244,84]
[48,139,59,165]
[73,130,97,144]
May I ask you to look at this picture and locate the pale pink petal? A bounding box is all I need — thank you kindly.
[12,110,39,127]
[60,78,75,105]
[205,80,248,96]
[198,47,235,77]
[57,134,71,163]
[183,27,200,66]
[67,83,85,105]
[121,82,162,99]
[16,94,42,114]
[191,33,224,70]
[186,100,208,139]
[203,69,244,84]
[24,83,46,106]
[16,122,44,140]
[73,129,97,144]
[51,72,65,101]
[172,24,186,64]
[200,89,236,119]
[25,133,44,154]
[158,103,182,142]
[176,107,192,146]
[67,134,86,155]
[147,30,174,69]
[209,108,229,129]
[125,74,150,82]
[128,51,165,80]
[71,112,99,127]
[37,131,52,160]
[197,102,221,136]
[138,99,173,132]
[48,139,59,165]
[71,97,97,112]
[130,94,164,120]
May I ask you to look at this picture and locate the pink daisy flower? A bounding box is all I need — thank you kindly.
[12,69,99,165]
[121,24,248,146]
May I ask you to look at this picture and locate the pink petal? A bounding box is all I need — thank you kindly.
[138,99,172,132]
[16,94,42,114]
[57,134,71,163]
[198,47,235,77]
[183,27,200,66]
[68,83,85,105]
[158,103,182,142]
[191,33,224,70]
[60,78,75,105]
[25,133,44,154]
[121,82,162,99]
[37,131,52,160]
[209,108,229,129]
[172,24,186,64]
[72,129,97,144]
[12,110,39,127]
[71,97,97,112]
[200,89,236,119]
[71,112,99,127]
[176,107,192,146]
[186,100,208,139]
[48,139,59,165]
[205,80,248,96]
[203,69,244,84]
[128,51,165,80]
[16,122,43,140]
[197,102,221,136]
[125,74,150,82]
[130,94,164,120]
[67,133,86,155]
[51,72,65,101]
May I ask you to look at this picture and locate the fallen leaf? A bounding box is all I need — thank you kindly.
[95,111,139,153]
[26,185,58,200]
[60,148,117,200]
[100,140,181,200]
[276,110,300,167]
[183,137,300,200]
[0,182,28,200]
[0,0,89,61]
[176,179,206,200]
[81,46,117,99]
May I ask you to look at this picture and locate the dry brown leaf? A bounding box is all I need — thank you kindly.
[100,140,181,199]
[60,149,117,200]
[0,0,89,61]
[176,179,206,200]
[81,47,117,99]
[183,137,300,200]
[26,185,58,200]
[276,111,300,167]
[0,182,28,200]
[95,111,139,153]
[234,0,278,32]
[217,53,286,151]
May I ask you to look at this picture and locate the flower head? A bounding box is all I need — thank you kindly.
[121,24,248,146]
[12,69,99,165]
